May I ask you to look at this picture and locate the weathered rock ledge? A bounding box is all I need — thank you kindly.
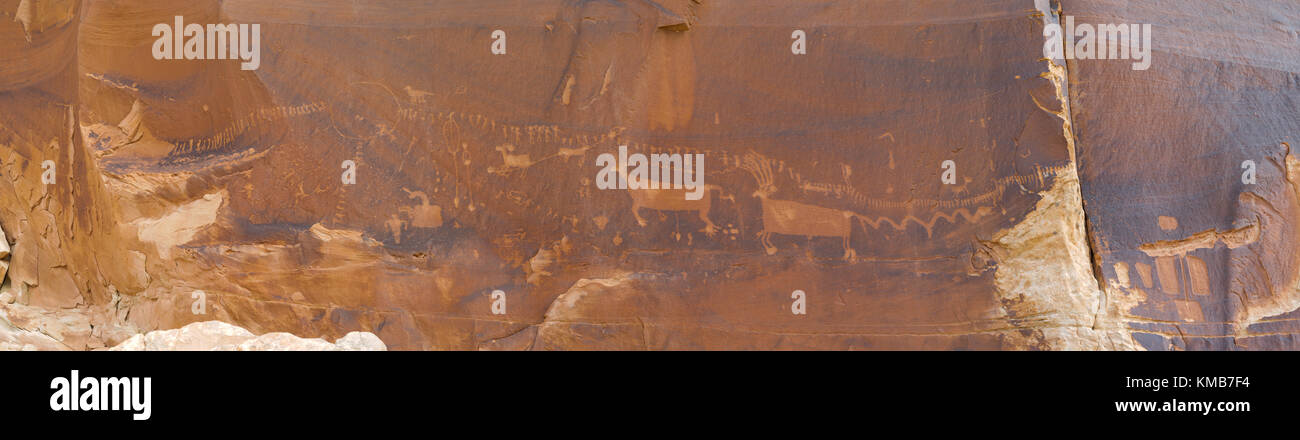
[108,321,387,351]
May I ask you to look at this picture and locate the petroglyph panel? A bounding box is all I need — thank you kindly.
[214,0,1074,349]
[0,0,1096,349]
[1068,0,1300,349]
[15,0,1297,350]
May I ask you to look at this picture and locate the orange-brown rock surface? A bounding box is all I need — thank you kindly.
[1,0,1298,350]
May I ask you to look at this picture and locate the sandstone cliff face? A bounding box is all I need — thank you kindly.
[1067,0,1300,350]
[0,0,1297,350]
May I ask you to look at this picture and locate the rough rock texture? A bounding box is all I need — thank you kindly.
[0,224,9,284]
[0,0,1297,350]
[109,320,387,351]
[1067,0,1300,350]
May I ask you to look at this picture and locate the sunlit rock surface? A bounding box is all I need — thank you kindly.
[0,0,1297,350]
[109,321,387,351]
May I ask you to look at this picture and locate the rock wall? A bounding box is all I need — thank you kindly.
[0,0,1297,349]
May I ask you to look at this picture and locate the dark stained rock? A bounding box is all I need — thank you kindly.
[1066,0,1300,350]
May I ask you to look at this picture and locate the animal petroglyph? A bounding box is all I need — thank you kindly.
[404,85,435,105]
[745,154,856,259]
[401,188,443,229]
[599,145,718,235]
[489,144,535,173]
[375,93,1057,260]
[627,185,720,235]
[742,153,1006,259]
[398,105,1066,208]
